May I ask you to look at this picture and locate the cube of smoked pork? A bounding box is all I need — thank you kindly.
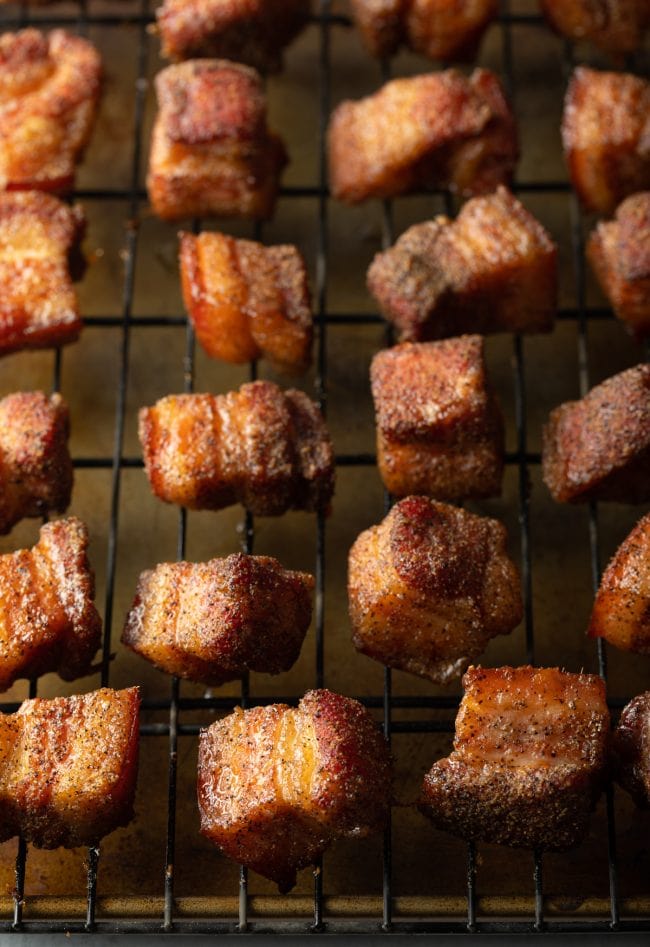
[419,666,610,850]
[542,363,650,503]
[587,192,650,340]
[0,391,72,535]
[0,518,102,691]
[614,692,650,807]
[197,689,392,891]
[157,0,310,71]
[562,67,650,215]
[179,230,312,372]
[147,59,287,221]
[0,192,85,356]
[0,29,101,193]
[123,553,314,685]
[350,0,498,62]
[0,687,139,848]
[348,497,522,684]
[367,187,557,341]
[588,512,650,653]
[328,68,518,204]
[139,381,334,515]
[541,0,649,56]
[371,336,504,500]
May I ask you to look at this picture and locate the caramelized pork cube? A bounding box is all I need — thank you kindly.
[588,192,650,340]
[140,381,334,515]
[562,67,650,215]
[328,68,518,204]
[198,688,391,891]
[157,0,310,71]
[0,391,72,534]
[148,59,287,221]
[349,0,404,57]
[588,512,650,652]
[123,553,314,684]
[0,687,139,848]
[179,231,312,372]
[542,364,650,503]
[541,0,649,56]
[368,187,557,340]
[614,692,650,807]
[371,336,504,500]
[0,29,101,193]
[419,665,610,850]
[0,192,85,356]
[349,496,522,684]
[0,518,102,691]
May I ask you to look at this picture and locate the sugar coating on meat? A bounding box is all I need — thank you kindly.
[614,692,650,808]
[541,0,649,55]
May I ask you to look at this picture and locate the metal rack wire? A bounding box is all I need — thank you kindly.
[0,0,649,936]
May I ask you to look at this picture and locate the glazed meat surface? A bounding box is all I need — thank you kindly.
[148,59,287,221]
[0,518,102,691]
[198,688,392,891]
[0,192,85,356]
[588,512,650,653]
[588,192,650,340]
[0,29,101,193]
[541,0,649,55]
[614,692,650,807]
[367,187,557,340]
[123,553,314,685]
[328,68,518,204]
[140,381,335,515]
[542,363,650,503]
[179,231,312,372]
[157,0,310,71]
[419,665,610,850]
[371,336,504,500]
[562,67,650,215]
[349,496,522,683]
[0,687,139,848]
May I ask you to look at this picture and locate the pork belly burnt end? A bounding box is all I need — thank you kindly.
[614,692,650,807]
[139,381,334,515]
[541,0,649,55]
[349,497,522,684]
[0,29,101,193]
[367,187,557,340]
[419,666,610,850]
[328,68,518,204]
[148,60,287,221]
[371,336,504,500]
[562,67,650,215]
[350,0,498,61]
[588,512,650,653]
[0,391,72,534]
[0,518,102,691]
[179,231,312,372]
[542,363,650,503]
[198,688,392,892]
[157,0,310,71]
[0,687,139,848]
[123,553,314,685]
[0,192,85,356]
[588,192,650,340]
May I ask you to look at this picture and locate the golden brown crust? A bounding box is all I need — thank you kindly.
[179,231,312,372]
[197,688,392,891]
[562,67,650,215]
[348,497,522,683]
[139,381,334,515]
[613,691,650,807]
[0,687,139,848]
[542,363,650,503]
[371,336,504,500]
[541,0,649,55]
[0,29,101,193]
[328,68,518,205]
[367,187,557,340]
[122,552,314,685]
[419,665,610,850]
[147,59,287,221]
